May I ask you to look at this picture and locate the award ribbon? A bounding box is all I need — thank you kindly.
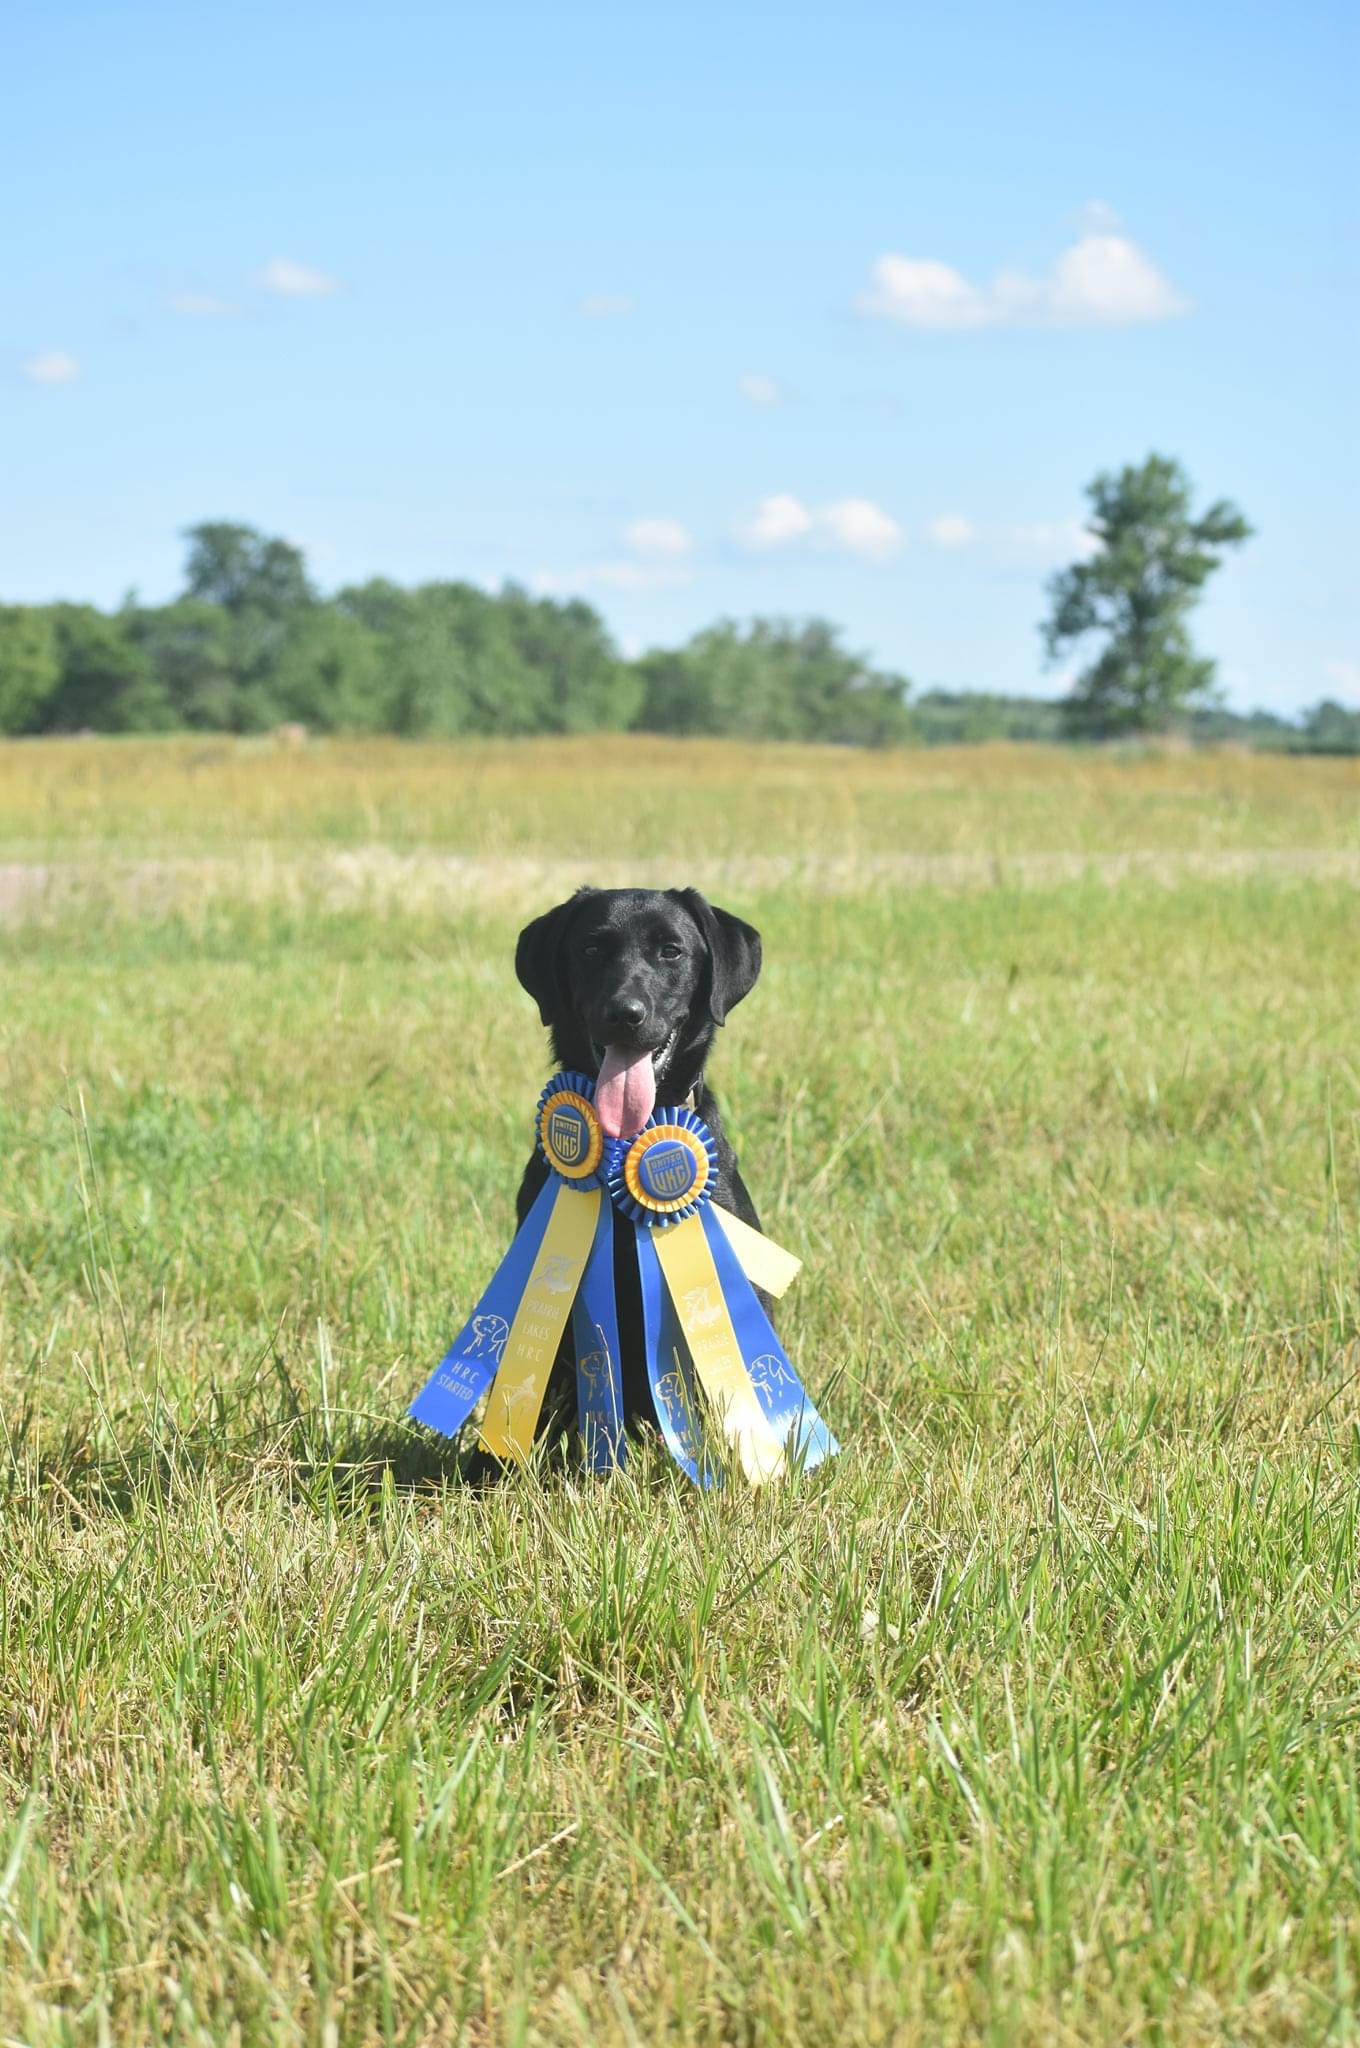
[409,1075,837,1484]
[408,1074,612,1462]
[569,1192,626,1472]
[609,1110,838,1485]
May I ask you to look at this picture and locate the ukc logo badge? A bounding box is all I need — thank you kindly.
[639,1142,697,1202]
[621,1120,713,1218]
[537,1079,603,1182]
[548,1106,585,1165]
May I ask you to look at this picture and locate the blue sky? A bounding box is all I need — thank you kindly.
[4,0,1356,714]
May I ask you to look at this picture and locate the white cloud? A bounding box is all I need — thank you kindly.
[1323,659,1360,700]
[856,256,994,331]
[23,350,80,385]
[1046,233,1189,325]
[856,225,1189,331]
[740,493,816,549]
[737,373,781,406]
[818,498,903,561]
[255,257,341,298]
[170,291,231,317]
[579,293,636,318]
[738,493,902,562]
[624,516,693,560]
[927,514,978,549]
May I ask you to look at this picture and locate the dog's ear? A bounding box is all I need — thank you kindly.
[515,889,594,1027]
[673,890,762,1024]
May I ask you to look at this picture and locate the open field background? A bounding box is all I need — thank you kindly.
[3,736,1360,2045]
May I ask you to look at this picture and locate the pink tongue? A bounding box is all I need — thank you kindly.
[595,1044,657,1138]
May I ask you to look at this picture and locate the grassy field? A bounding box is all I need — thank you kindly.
[3,735,1360,2045]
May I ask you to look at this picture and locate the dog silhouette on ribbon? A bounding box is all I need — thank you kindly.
[468,1313,510,1363]
[747,1351,797,1396]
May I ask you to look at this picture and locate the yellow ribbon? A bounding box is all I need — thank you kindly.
[477,1194,798,1469]
[712,1206,801,1298]
[479,1185,601,1462]
[650,1212,789,1484]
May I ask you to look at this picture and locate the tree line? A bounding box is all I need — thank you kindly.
[0,524,919,746]
[1,462,1355,750]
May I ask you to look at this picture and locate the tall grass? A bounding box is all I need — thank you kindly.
[2,739,1358,2043]
[2,732,1359,861]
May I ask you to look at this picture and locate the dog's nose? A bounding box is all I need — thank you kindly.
[602,995,647,1035]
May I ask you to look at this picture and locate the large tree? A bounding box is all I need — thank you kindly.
[635,619,913,745]
[1043,455,1252,736]
[1302,699,1360,755]
[265,609,386,732]
[355,582,547,737]
[40,606,171,732]
[497,584,637,733]
[124,599,239,729]
[0,606,61,733]
[181,522,314,616]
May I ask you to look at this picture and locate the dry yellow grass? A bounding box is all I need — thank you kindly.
[1,732,1357,863]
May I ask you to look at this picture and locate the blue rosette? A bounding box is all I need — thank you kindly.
[535,1070,605,1188]
[607,1107,720,1228]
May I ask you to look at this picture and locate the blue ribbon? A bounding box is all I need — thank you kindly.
[696,1204,838,1473]
[410,1075,837,1484]
[636,1214,712,1486]
[570,1194,626,1471]
[408,1173,560,1440]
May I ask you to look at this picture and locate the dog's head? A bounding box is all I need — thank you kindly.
[515,887,761,1131]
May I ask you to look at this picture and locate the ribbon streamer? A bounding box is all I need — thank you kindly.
[636,1203,710,1485]
[407,1173,599,1456]
[570,1195,626,1471]
[409,1073,838,1484]
[695,1202,837,1473]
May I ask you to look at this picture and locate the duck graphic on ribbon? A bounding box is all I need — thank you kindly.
[408,1074,838,1485]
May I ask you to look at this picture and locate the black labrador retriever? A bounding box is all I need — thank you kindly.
[508,885,765,1454]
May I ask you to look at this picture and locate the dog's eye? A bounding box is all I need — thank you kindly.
[582,942,602,959]
[658,943,683,961]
